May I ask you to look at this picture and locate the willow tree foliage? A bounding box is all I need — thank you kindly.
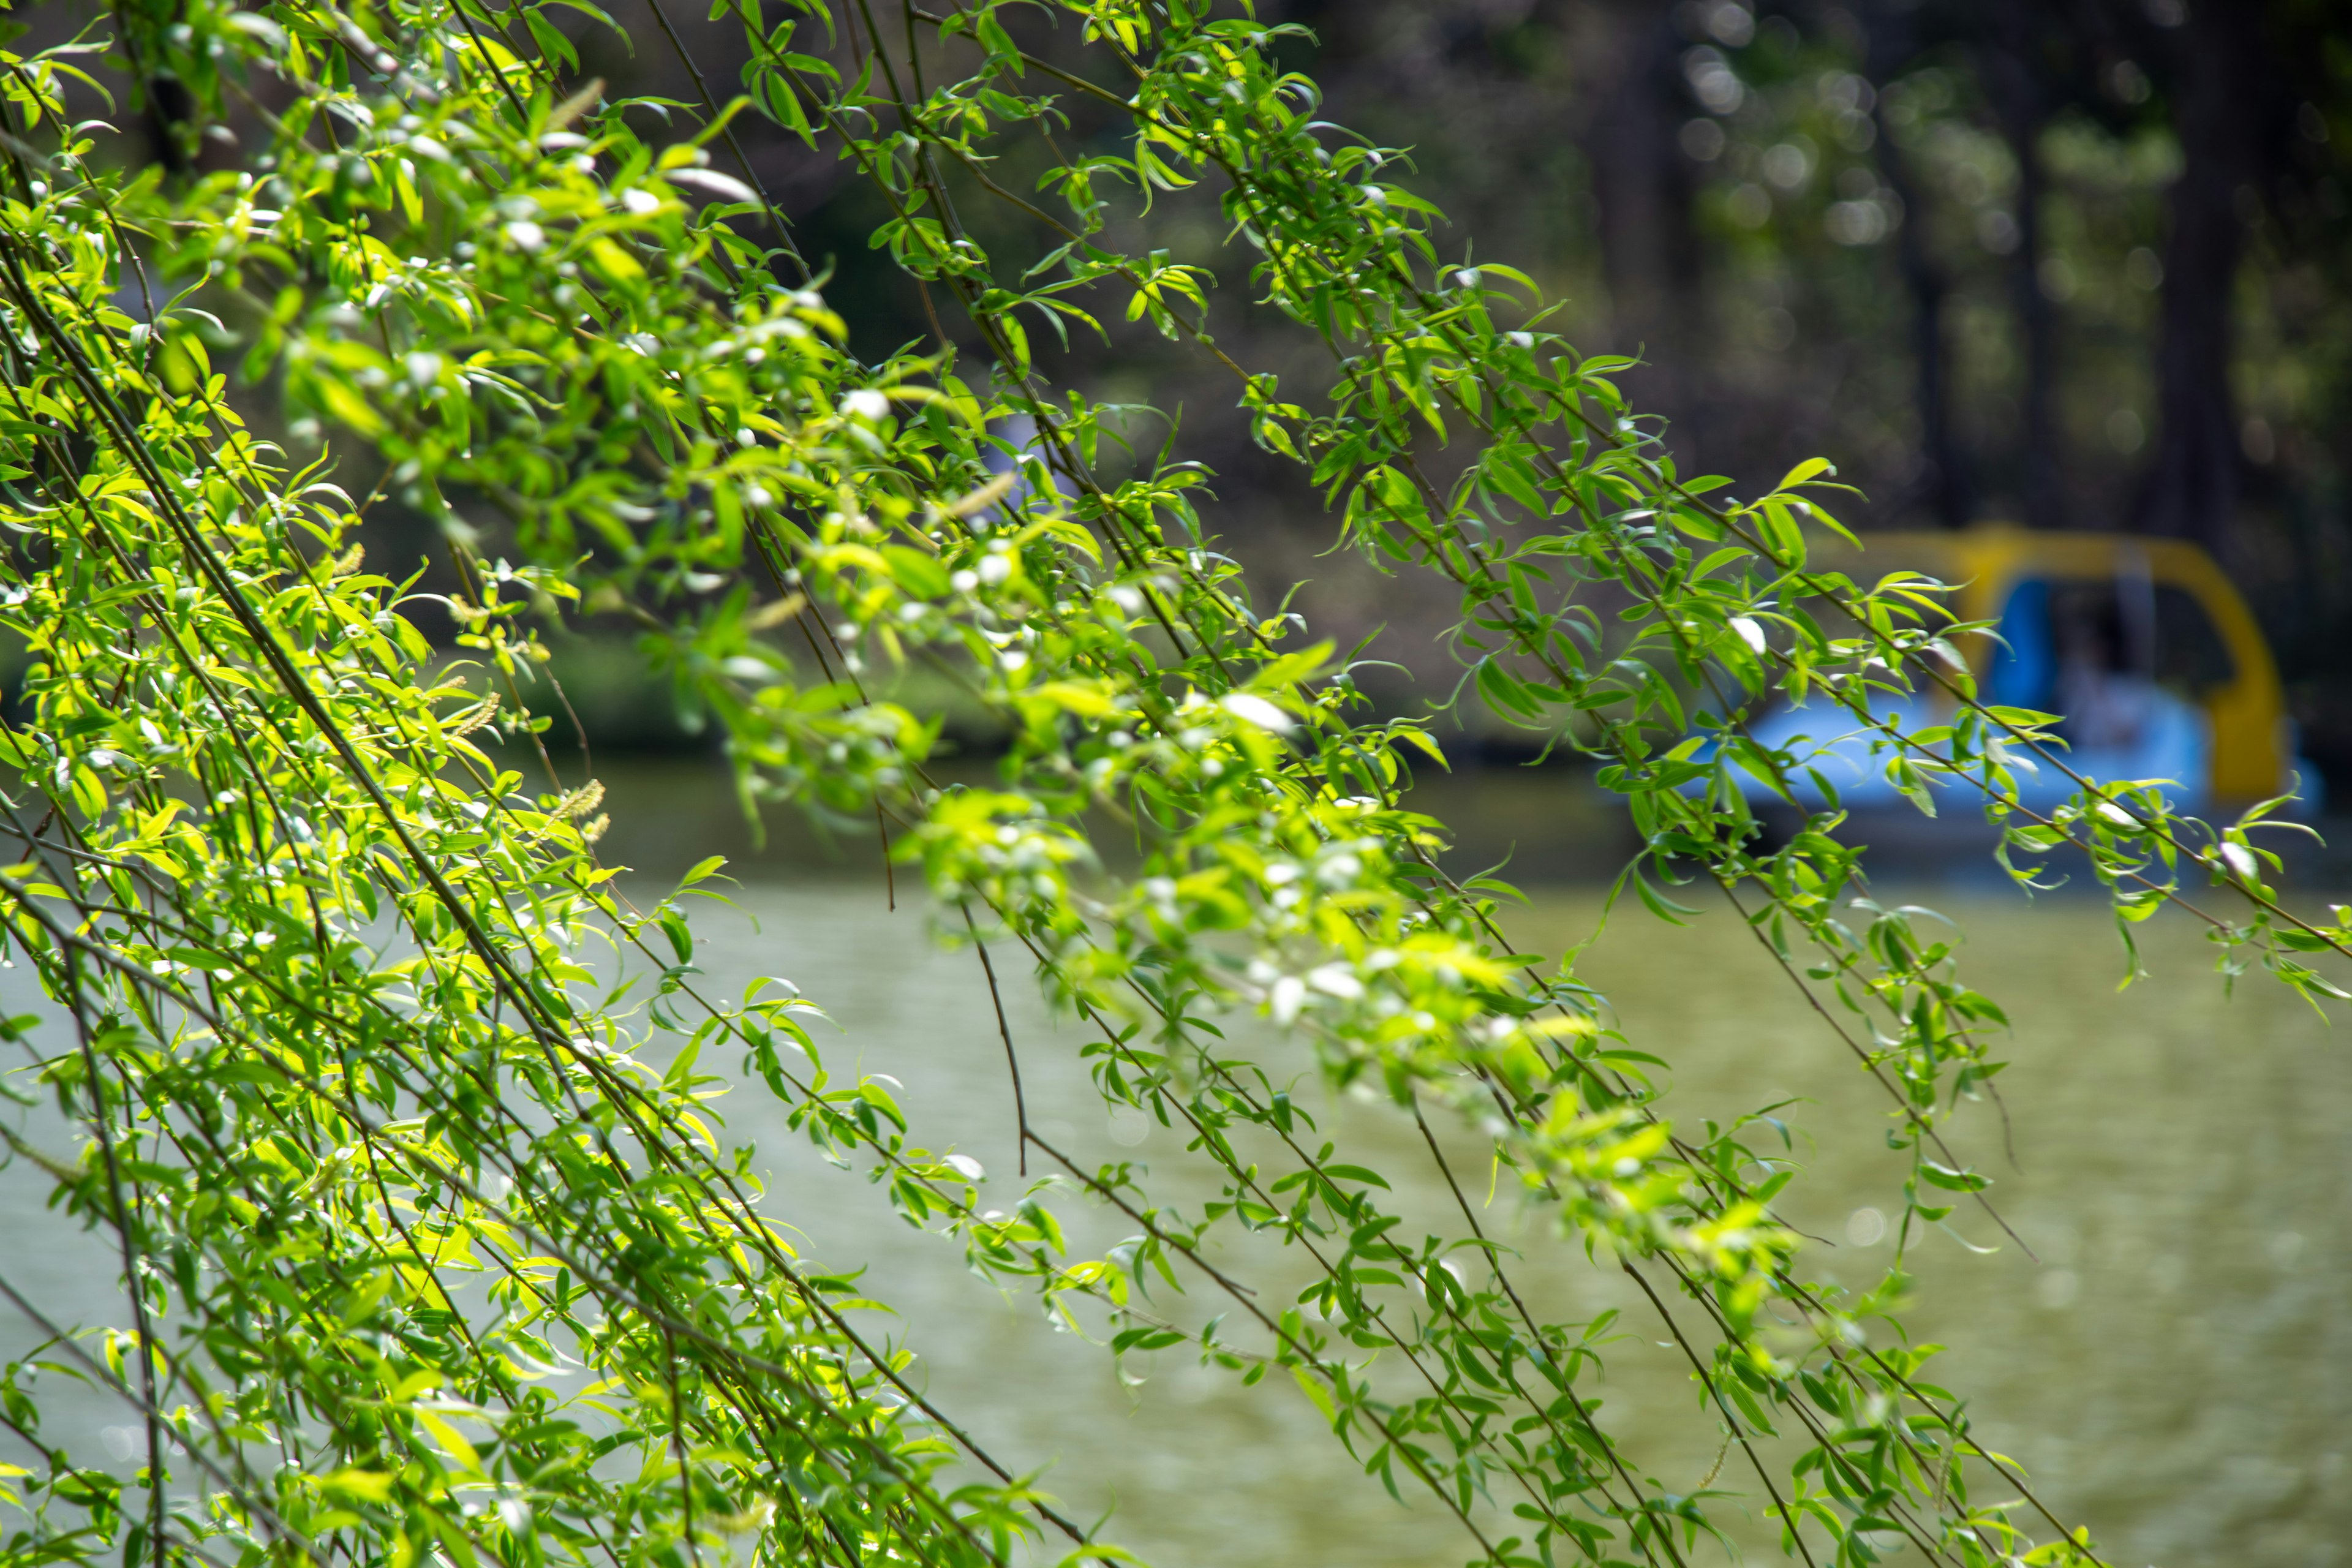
[0,3,2330,1567]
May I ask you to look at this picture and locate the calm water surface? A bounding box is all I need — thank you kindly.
[2,764,2345,1566]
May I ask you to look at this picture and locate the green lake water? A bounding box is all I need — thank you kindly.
[3,762,2346,1566]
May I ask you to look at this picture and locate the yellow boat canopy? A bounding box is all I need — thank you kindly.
[1820,525,2291,806]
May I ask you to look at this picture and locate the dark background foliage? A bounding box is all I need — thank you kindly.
[564,0,2352,775]
[70,0,2352,777]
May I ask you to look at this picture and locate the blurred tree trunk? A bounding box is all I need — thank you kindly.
[1986,0,2061,529]
[1581,4,1703,448]
[2136,5,2265,549]
[1879,147,1971,525]
[1866,4,1971,527]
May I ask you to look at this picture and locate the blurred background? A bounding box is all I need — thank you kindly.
[448,0,2352,791]
[36,0,2350,777]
